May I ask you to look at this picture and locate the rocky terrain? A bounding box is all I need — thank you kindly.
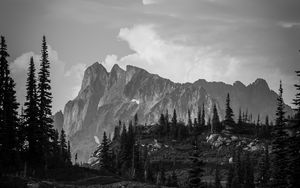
[53,62,292,162]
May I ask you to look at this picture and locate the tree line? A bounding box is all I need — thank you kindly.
[0,35,72,178]
[95,70,300,187]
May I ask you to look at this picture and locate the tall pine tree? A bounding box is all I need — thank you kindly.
[224,93,235,133]
[24,57,41,170]
[99,131,111,170]
[0,36,20,173]
[270,80,288,187]
[212,104,220,133]
[37,36,55,170]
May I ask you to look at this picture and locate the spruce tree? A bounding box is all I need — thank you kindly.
[0,36,20,173]
[270,81,288,187]
[171,109,178,139]
[24,57,41,169]
[67,141,71,165]
[59,129,67,163]
[224,93,235,132]
[188,141,205,188]
[287,70,300,188]
[197,106,202,127]
[99,131,110,170]
[212,104,220,133]
[37,36,54,169]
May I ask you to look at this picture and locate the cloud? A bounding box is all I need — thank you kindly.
[104,24,240,84]
[102,24,296,106]
[278,21,300,28]
[142,0,158,5]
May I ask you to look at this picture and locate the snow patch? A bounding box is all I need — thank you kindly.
[131,99,140,104]
[94,136,100,145]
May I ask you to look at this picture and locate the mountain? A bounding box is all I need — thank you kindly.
[53,110,64,131]
[56,62,292,162]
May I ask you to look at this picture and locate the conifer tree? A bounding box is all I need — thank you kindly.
[224,93,235,132]
[171,109,178,139]
[113,122,121,141]
[59,129,67,163]
[197,106,202,127]
[37,36,55,169]
[270,80,288,187]
[0,36,20,172]
[201,103,205,126]
[172,109,177,126]
[99,131,111,170]
[286,70,300,188]
[212,104,220,133]
[24,57,41,169]
[188,141,205,188]
[67,141,71,165]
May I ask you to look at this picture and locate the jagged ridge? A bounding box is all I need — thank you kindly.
[54,62,292,162]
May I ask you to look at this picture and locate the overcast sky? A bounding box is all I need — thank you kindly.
[1,0,299,112]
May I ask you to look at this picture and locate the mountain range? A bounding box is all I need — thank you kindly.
[53,62,292,162]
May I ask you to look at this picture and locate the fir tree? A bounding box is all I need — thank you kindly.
[197,106,202,127]
[24,57,41,170]
[99,131,111,170]
[171,109,178,139]
[113,122,121,141]
[0,36,20,173]
[212,104,220,133]
[224,93,235,132]
[59,129,68,163]
[172,109,177,126]
[270,80,288,187]
[67,141,71,165]
[188,141,205,188]
[286,70,300,188]
[37,36,54,170]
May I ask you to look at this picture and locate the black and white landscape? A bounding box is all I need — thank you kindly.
[1,0,300,188]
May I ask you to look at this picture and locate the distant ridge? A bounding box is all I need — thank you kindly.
[54,62,292,162]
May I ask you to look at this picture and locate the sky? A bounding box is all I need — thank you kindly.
[0,0,299,113]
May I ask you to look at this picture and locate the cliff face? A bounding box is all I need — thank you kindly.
[60,62,291,162]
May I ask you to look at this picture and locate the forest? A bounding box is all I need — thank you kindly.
[0,35,300,188]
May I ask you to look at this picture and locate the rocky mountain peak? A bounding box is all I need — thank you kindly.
[61,63,292,162]
[249,78,270,91]
[233,81,246,88]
